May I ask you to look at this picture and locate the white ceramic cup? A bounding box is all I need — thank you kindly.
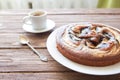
[23,10,47,30]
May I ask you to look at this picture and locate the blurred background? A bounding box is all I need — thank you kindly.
[0,0,119,9]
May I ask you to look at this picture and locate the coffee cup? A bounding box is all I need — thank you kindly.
[23,10,47,30]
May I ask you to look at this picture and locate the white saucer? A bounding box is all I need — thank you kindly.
[22,19,55,33]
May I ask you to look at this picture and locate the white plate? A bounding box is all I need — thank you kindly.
[23,19,55,33]
[47,26,120,75]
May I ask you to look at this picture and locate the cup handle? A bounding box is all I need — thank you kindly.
[23,16,32,25]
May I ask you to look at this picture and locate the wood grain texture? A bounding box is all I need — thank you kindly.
[0,72,120,80]
[0,9,120,80]
[0,49,70,72]
[0,9,120,15]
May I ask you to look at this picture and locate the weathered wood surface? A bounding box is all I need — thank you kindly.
[0,9,120,80]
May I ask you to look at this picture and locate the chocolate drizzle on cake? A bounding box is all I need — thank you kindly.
[67,24,119,51]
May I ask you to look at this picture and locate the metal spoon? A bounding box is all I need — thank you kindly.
[19,35,48,62]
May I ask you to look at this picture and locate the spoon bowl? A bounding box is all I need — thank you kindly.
[19,35,29,44]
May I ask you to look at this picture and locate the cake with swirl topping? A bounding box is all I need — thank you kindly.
[56,23,120,66]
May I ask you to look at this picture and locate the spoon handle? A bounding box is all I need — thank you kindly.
[27,43,48,62]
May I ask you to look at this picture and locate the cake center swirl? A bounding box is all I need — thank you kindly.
[67,24,118,50]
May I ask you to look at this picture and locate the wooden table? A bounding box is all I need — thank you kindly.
[0,9,120,80]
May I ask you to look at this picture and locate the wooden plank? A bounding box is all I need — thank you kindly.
[0,15,120,30]
[0,49,70,72]
[0,9,120,15]
[0,15,120,22]
[0,72,119,80]
[0,33,49,48]
[0,22,119,34]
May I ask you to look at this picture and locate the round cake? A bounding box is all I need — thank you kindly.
[56,23,120,66]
